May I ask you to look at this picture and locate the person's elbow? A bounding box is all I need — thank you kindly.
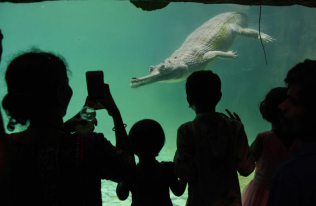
[117,193,129,201]
[173,189,185,197]
[116,182,129,200]
[238,160,255,177]
[171,179,187,197]
[239,169,253,177]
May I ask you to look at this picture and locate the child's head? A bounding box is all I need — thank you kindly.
[260,87,288,125]
[129,119,165,159]
[186,70,222,110]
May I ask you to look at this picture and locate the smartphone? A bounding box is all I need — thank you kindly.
[86,71,105,102]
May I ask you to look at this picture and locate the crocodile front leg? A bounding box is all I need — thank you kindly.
[239,28,275,42]
[229,24,275,42]
[202,50,238,64]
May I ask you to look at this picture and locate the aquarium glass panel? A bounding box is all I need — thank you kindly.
[0,2,315,205]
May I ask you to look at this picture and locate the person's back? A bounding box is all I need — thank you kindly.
[116,119,186,206]
[8,130,95,206]
[7,129,135,206]
[242,131,302,206]
[131,161,177,206]
[176,112,254,205]
[174,71,255,206]
[252,131,301,185]
[268,143,316,205]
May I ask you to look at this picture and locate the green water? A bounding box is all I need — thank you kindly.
[0,2,316,205]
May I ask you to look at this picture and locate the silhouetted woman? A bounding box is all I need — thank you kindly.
[0,49,136,206]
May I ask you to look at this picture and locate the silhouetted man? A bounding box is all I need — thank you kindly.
[267,59,316,206]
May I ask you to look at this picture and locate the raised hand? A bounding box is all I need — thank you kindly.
[96,84,120,117]
[84,96,103,110]
[222,109,242,123]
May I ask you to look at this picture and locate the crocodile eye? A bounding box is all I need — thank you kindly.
[149,66,154,72]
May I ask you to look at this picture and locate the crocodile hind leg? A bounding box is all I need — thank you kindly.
[202,50,237,64]
[229,24,275,42]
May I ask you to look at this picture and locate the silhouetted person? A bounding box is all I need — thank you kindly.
[242,87,302,206]
[116,119,186,206]
[267,59,316,206]
[0,49,136,206]
[0,29,11,206]
[173,70,255,206]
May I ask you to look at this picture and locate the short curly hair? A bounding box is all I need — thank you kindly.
[260,87,287,124]
[284,59,316,111]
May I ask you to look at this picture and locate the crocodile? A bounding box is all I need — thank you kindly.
[130,12,275,88]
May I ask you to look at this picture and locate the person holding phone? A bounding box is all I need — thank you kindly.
[0,49,136,206]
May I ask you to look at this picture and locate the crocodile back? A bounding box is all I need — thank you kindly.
[172,12,248,58]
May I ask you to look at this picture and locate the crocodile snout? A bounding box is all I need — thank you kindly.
[130,73,158,88]
[130,78,140,88]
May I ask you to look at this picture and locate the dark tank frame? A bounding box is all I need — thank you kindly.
[0,0,315,8]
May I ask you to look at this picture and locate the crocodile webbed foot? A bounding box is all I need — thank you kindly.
[258,33,276,43]
[226,50,238,59]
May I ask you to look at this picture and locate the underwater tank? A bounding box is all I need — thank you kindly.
[0,1,315,205]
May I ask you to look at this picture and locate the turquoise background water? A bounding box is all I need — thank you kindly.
[0,2,316,205]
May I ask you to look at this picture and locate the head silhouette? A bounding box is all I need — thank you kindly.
[186,70,222,110]
[129,119,165,159]
[260,87,288,126]
[279,59,316,143]
[2,49,72,131]
[283,59,316,111]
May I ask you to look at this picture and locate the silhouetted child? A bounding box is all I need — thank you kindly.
[242,87,302,206]
[116,119,186,206]
[174,70,255,206]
